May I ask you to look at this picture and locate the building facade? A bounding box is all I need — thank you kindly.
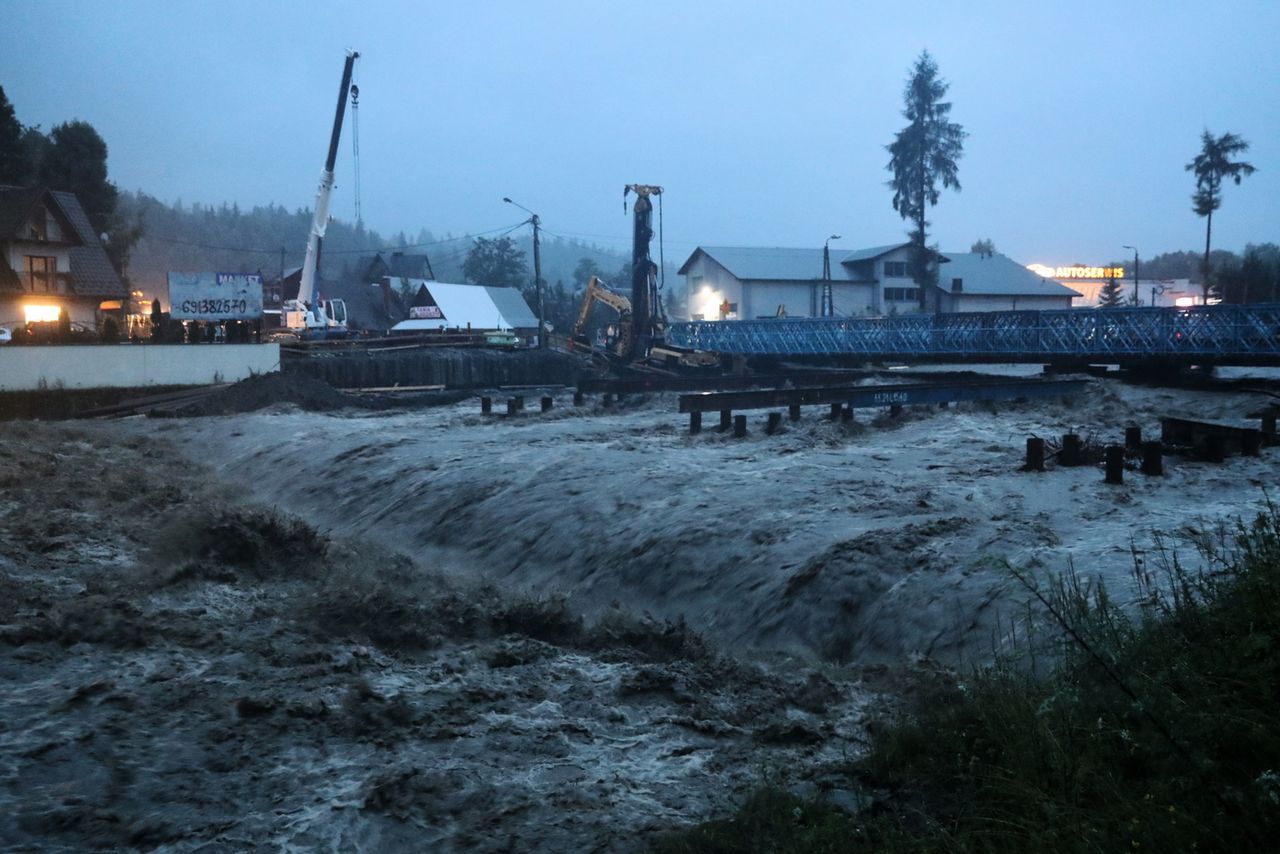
[680,243,1077,319]
[0,186,127,329]
[1025,264,1202,307]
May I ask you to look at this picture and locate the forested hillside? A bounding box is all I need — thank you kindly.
[119,191,683,310]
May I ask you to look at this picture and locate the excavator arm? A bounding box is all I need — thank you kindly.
[572,276,634,359]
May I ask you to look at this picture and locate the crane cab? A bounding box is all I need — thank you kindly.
[283,297,348,338]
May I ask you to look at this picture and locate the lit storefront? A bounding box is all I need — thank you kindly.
[1026,264,1202,308]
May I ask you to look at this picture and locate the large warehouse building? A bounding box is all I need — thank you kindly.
[679,243,1078,320]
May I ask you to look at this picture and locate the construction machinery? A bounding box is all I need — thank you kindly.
[623,184,664,358]
[564,184,719,371]
[571,275,633,359]
[283,49,359,338]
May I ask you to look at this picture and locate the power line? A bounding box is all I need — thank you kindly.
[139,220,529,257]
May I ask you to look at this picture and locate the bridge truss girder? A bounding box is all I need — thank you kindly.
[667,304,1280,365]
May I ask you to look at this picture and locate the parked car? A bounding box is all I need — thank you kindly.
[0,325,13,344]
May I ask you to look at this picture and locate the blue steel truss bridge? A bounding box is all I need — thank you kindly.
[666,304,1280,367]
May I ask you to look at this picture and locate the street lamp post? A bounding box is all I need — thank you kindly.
[504,197,544,348]
[821,234,841,317]
[1122,245,1139,306]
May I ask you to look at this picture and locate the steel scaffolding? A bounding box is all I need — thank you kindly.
[667,304,1280,364]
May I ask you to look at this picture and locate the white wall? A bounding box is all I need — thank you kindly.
[0,344,280,391]
[684,256,744,320]
[945,294,1074,313]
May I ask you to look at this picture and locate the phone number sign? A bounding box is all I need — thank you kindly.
[167,272,264,320]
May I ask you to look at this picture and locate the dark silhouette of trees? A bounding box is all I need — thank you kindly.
[573,257,603,290]
[970,238,996,257]
[887,50,966,313]
[40,121,117,235]
[1098,277,1124,308]
[1216,244,1280,304]
[0,86,32,185]
[1187,130,1256,298]
[462,236,527,288]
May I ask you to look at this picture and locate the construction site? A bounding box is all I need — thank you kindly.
[4,32,1280,852]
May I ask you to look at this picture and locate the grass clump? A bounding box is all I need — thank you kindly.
[653,506,1280,853]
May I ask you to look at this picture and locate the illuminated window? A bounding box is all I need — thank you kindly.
[883,261,908,278]
[25,304,61,323]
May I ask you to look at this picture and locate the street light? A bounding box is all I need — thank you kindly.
[504,197,544,348]
[821,234,841,317]
[1122,245,1140,306]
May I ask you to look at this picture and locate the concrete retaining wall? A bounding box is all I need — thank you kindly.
[0,344,280,391]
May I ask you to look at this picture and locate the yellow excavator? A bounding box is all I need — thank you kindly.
[570,274,719,369]
[571,276,634,360]
[568,185,719,371]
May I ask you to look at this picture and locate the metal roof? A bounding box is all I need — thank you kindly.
[390,280,537,331]
[484,285,538,328]
[940,253,1081,297]
[361,251,434,281]
[53,191,127,297]
[837,243,911,263]
[679,246,869,281]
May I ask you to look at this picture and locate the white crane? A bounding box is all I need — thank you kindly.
[284,49,359,337]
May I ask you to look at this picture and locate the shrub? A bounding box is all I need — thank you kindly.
[654,506,1280,853]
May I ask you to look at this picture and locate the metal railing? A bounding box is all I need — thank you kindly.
[667,304,1280,364]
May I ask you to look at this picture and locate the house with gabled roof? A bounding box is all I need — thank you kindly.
[678,242,1077,319]
[0,185,127,329]
[936,252,1083,312]
[357,250,435,286]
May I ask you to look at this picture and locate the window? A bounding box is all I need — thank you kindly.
[24,256,57,293]
[951,278,963,293]
[883,261,908,278]
[884,287,920,302]
[27,207,48,241]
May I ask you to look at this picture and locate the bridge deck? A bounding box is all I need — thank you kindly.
[667,303,1280,365]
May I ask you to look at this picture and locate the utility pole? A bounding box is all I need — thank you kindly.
[503,197,545,348]
[532,213,544,348]
[1123,245,1139,305]
[822,234,840,317]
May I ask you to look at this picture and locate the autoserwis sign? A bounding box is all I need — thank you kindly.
[167,272,264,320]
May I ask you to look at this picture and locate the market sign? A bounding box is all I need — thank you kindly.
[167,272,264,320]
[409,305,444,320]
[1027,263,1125,280]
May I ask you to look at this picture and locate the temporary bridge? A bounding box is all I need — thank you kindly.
[667,303,1280,366]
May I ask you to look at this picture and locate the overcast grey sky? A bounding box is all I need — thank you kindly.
[4,0,1277,266]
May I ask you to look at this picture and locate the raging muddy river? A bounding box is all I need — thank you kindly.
[1,369,1275,850]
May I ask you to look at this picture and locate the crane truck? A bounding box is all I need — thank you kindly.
[282,49,359,338]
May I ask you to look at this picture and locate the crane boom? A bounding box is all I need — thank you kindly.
[294,49,359,324]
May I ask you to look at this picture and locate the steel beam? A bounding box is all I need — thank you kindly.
[667,304,1280,365]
